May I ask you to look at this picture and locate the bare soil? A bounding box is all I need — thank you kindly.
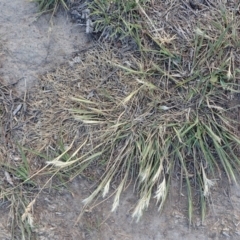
[32,177,240,240]
[1,1,240,240]
[0,0,88,94]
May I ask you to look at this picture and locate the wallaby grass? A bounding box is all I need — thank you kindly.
[49,20,240,222]
[1,0,240,238]
[45,0,240,223]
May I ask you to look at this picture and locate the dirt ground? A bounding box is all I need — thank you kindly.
[1,1,240,239]
[0,0,88,94]
[28,177,240,240]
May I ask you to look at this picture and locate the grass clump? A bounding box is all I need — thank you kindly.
[88,0,147,43]
[46,6,240,223]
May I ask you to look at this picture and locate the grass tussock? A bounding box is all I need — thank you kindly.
[88,0,146,42]
[28,1,240,223]
[46,5,240,222]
